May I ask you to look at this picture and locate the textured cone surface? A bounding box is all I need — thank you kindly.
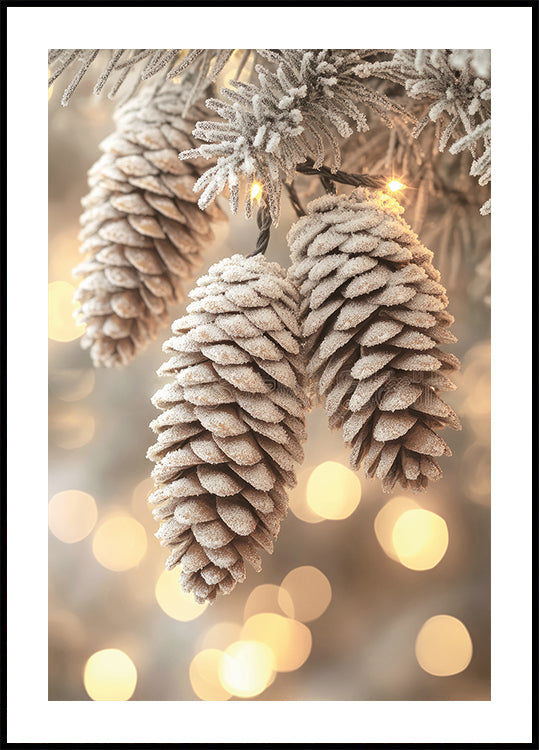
[147,254,308,603]
[289,188,461,493]
[73,82,226,367]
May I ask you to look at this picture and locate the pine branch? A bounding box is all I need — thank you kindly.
[48,48,250,107]
[357,49,491,214]
[178,50,413,225]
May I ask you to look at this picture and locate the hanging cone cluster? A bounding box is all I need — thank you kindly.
[73,81,226,367]
[289,188,461,492]
[147,254,308,603]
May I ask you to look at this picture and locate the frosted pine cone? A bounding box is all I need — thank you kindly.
[289,189,461,493]
[147,254,308,603]
[74,81,226,367]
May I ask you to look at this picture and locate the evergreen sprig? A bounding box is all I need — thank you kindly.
[178,50,412,224]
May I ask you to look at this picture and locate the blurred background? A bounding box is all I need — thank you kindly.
[48,54,491,702]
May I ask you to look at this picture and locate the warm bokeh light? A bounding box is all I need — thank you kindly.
[198,621,242,651]
[279,566,332,623]
[49,368,95,402]
[243,584,295,621]
[48,490,98,543]
[189,649,231,701]
[155,568,208,621]
[415,615,473,676]
[288,467,325,524]
[388,179,405,192]
[48,280,85,342]
[250,182,262,204]
[306,461,361,520]
[241,613,312,672]
[374,496,420,561]
[48,68,54,101]
[49,408,95,450]
[219,641,274,698]
[392,509,449,571]
[83,648,137,701]
[92,515,147,572]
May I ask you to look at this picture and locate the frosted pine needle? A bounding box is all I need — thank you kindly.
[179,49,412,224]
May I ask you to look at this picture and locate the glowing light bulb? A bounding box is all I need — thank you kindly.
[387,180,405,192]
[250,182,262,204]
[92,515,147,571]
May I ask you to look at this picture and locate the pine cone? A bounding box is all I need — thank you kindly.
[147,254,308,603]
[73,82,226,367]
[289,189,461,493]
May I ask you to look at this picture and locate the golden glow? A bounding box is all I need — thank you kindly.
[392,509,449,571]
[83,648,137,701]
[374,496,420,561]
[306,461,361,520]
[243,583,295,620]
[155,568,208,621]
[219,640,274,698]
[199,621,242,651]
[250,182,263,204]
[189,649,231,701]
[49,408,95,450]
[241,613,312,672]
[48,490,98,543]
[388,179,405,192]
[279,566,332,623]
[289,467,325,524]
[48,69,54,101]
[50,368,95,402]
[415,615,473,676]
[48,281,85,342]
[92,515,147,572]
